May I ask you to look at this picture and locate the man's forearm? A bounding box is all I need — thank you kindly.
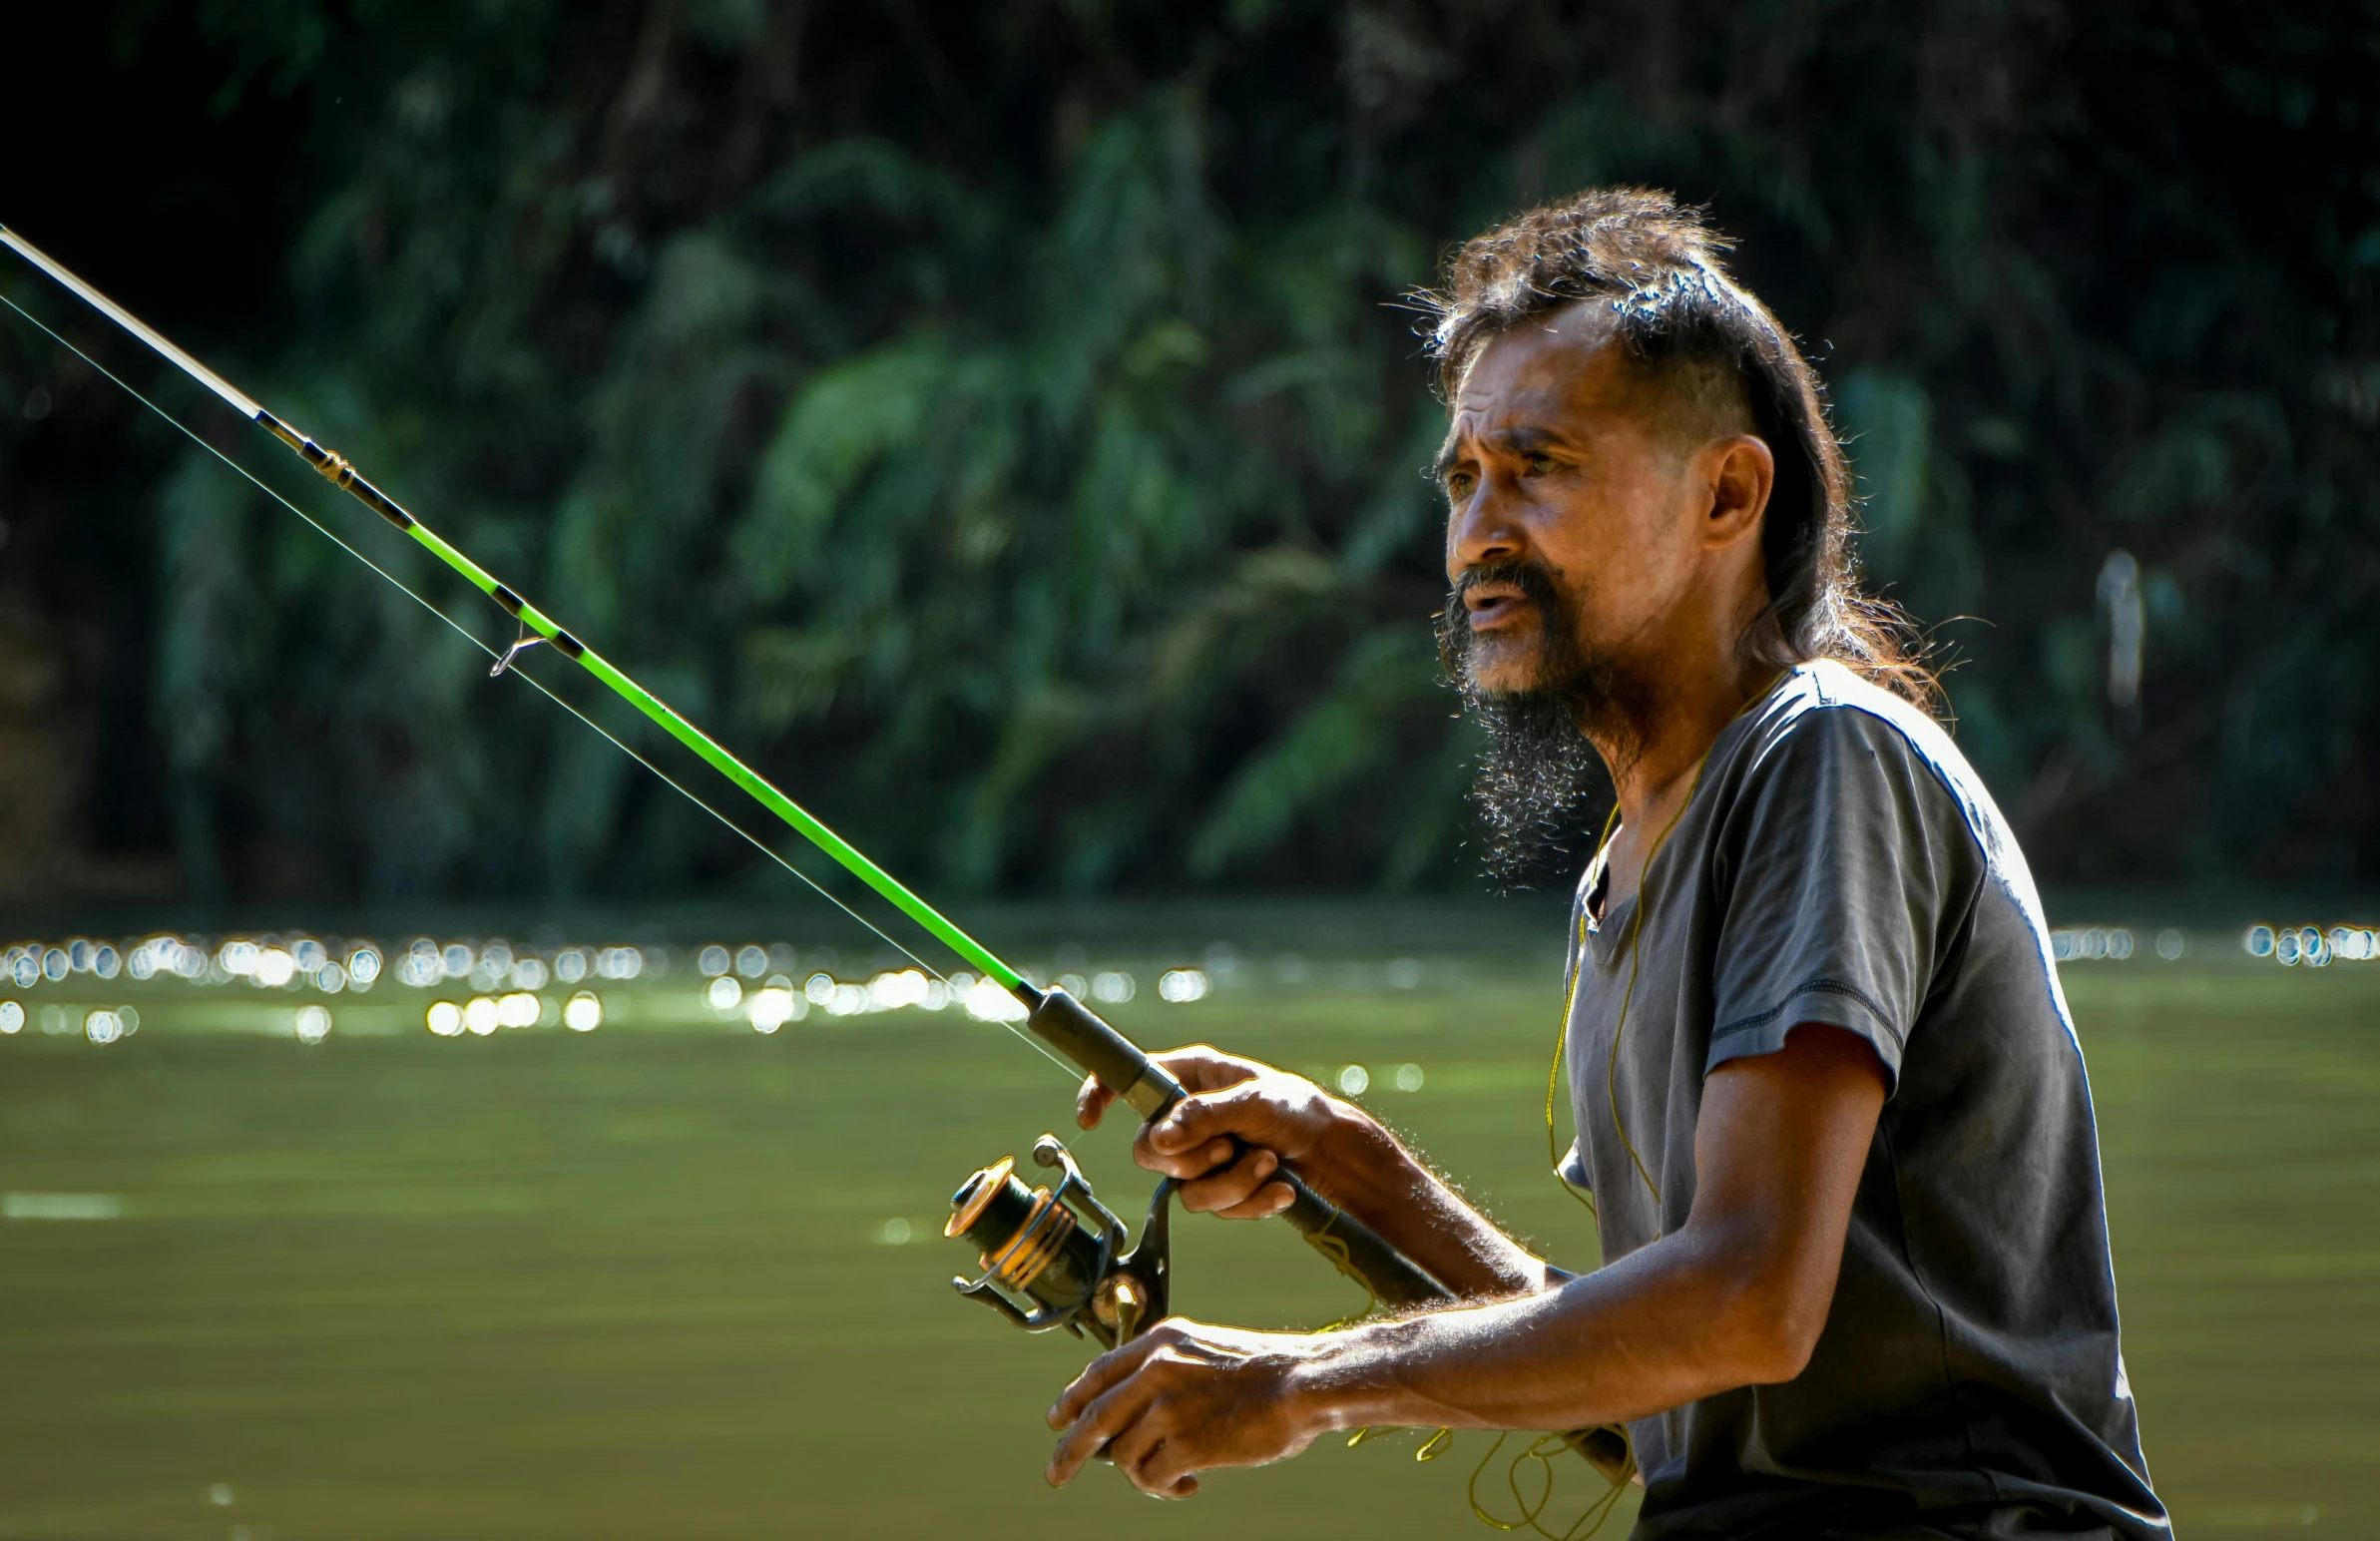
[1280,1220,1796,1437]
[1295,1107,1551,1298]
[1282,1026,1882,1436]
[1049,1030,1885,1497]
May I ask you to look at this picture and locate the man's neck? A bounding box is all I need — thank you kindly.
[1611,678,1756,815]
[1587,649,1776,903]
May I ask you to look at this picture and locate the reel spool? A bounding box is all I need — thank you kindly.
[947,1134,1172,1349]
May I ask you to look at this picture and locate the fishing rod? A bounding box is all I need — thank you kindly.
[0,224,1455,1347]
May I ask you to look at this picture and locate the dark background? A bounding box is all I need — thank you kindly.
[2,0,2374,908]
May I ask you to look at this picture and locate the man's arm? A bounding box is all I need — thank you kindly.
[1077,1045,1549,1297]
[1051,1024,1888,1498]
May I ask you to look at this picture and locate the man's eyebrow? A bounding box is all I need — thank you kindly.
[1487,425,1562,456]
[1435,424,1568,480]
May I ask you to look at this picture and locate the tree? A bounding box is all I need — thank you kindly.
[2,0,2373,902]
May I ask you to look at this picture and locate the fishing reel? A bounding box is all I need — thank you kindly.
[945,1134,1173,1350]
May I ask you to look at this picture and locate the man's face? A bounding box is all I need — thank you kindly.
[1436,303,1766,880]
[1437,304,1709,707]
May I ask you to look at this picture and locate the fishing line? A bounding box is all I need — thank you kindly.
[7,236,1553,1512]
[3,224,1031,1002]
[6,229,1458,1338]
[0,288,1081,1084]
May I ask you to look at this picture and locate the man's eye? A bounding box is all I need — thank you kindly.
[1521,453,1555,476]
[1445,472,1475,498]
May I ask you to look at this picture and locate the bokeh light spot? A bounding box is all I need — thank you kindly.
[748,986,801,1033]
[347,946,383,986]
[963,980,1026,1022]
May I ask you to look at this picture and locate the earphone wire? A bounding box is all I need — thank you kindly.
[1549,675,1788,1213]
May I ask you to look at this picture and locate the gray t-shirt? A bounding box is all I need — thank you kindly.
[1559,662,2167,1541]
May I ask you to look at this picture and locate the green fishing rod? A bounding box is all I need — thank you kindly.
[0,223,1455,1341]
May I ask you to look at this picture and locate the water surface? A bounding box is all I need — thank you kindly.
[0,908,2370,1537]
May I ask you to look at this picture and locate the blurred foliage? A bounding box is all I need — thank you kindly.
[1,0,2376,902]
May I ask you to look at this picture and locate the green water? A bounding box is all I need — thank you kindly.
[0,917,2372,1538]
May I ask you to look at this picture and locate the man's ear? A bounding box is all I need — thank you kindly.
[1701,434,1775,550]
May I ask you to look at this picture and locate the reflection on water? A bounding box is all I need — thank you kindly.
[0,917,2366,1062]
[0,923,1249,1046]
[0,905,2371,1537]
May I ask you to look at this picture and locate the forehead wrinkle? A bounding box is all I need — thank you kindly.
[1459,318,1638,432]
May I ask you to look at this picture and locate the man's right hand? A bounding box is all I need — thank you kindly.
[1074,1046,1361,1221]
[1082,1044,1555,1299]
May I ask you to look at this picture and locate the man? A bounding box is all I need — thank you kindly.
[1045,189,2169,1540]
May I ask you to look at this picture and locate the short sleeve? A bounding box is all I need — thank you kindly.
[1705,707,1981,1094]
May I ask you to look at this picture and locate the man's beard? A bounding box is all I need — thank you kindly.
[1438,560,1657,889]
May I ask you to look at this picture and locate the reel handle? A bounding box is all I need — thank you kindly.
[1019,984,1453,1309]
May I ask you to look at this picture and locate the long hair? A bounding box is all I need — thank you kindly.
[1418,187,1937,709]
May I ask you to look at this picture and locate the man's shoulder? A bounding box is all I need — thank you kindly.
[1742,660,1951,762]
[1726,662,2007,847]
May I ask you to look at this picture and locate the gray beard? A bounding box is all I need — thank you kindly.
[1438,561,1657,889]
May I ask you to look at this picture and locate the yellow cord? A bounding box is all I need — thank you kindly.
[1358,679,1789,1539]
[1603,771,1703,1206]
[1555,675,1785,1213]
[1464,1430,1633,1539]
[1546,802,1621,1218]
[1305,1219,1384,1334]
[1508,674,1782,1534]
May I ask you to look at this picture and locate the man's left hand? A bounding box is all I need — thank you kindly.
[1046,1318,1327,1498]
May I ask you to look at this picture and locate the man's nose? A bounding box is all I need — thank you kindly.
[1447,474,1525,575]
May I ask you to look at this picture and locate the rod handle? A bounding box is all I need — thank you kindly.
[1273,1170,1454,1306]
[1019,985,1453,1307]
[1022,984,1186,1120]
